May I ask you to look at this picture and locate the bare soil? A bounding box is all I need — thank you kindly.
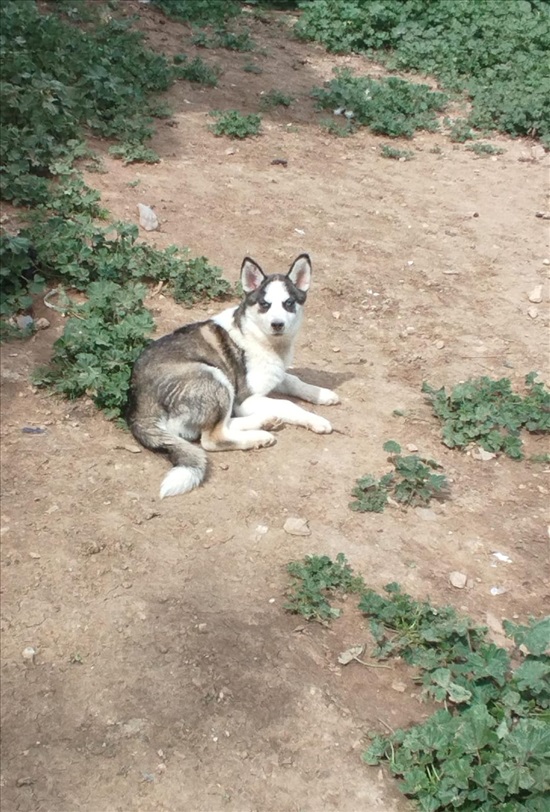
[1,5,549,811]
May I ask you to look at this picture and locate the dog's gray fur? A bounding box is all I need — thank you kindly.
[126,254,339,497]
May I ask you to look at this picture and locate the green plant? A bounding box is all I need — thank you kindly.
[173,55,220,86]
[192,26,255,52]
[466,142,505,156]
[312,69,447,138]
[0,0,174,207]
[151,0,241,25]
[361,585,550,811]
[320,117,356,137]
[108,144,160,165]
[32,280,154,419]
[260,89,294,109]
[446,117,475,143]
[422,374,550,459]
[210,110,262,138]
[284,554,365,621]
[380,144,414,160]
[350,441,448,512]
[296,0,550,145]
[243,61,263,74]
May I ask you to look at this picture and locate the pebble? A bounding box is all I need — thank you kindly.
[22,646,37,662]
[435,340,445,349]
[15,315,34,330]
[449,571,468,589]
[528,284,543,303]
[543,259,550,266]
[471,447,497,461]
[35,317,50,330]
[527,306,539,319]
[137,203,159,231]
[391,681,407,693]
[414,507,437,521]
[406,443,419,452]
[283,517,311,536]
[197,623,208,634]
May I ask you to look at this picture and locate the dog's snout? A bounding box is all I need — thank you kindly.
[271,321,285,333]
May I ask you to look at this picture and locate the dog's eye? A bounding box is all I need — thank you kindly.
[283,298,296,312]
[258,299,271,312]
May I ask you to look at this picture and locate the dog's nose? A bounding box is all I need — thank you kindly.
[271,321,285,333]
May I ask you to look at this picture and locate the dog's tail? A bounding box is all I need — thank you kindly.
[130,419,207,499]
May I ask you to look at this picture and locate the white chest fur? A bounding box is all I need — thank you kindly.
[213,306,292,396]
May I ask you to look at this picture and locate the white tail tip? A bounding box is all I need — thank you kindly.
[160,466,204,498]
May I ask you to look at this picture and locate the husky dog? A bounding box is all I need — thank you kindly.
[127,254,339,498]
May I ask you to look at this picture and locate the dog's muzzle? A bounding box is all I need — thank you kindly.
[271,321,285,334]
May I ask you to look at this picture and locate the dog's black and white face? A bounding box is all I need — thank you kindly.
[238,254,311,339]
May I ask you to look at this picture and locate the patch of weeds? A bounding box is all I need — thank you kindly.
[422,374,550,459]
[108,144,160,166]
[350,441,448,513]
[380,144,414,161]
[210,110,262,139]
[312,69,447,138]
[32,280,154,420]
[192,26,255,52]
[445,116,475,143]
[150,0,240,25]
[284,554,365,621]
[530,452,550,465]
[0,0,174,206]
[466,141,505,156]
[361,586,550,811]
[429,145,443,155]
[173,55,220,87]
[260,89,293,109]
[243,61,263,74]
[296,0,550,144]
[320,117,356,137]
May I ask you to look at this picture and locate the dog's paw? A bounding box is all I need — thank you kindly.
[254,431,277,448]
[261,417,284,431]
[317,388,340,406]
[308,416,333,434]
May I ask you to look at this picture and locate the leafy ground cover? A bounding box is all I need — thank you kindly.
[422,375,550,459]
[312,70,447,138]
[296,0,550,144]
[350,441,448,513]
[285,556,550,811]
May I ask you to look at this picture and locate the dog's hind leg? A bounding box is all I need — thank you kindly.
[236,394,333,434]
[201,418,276,452]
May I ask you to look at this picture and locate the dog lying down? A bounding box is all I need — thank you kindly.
[126,254,339,498]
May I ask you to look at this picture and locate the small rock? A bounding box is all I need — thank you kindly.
[406,443,419,452]
[22,646,37,662]
[332,311,341,320]
[490,586,507,596]
[197,623,208,634]
[16,777,34,787]
[15,315,34,330]
[543,259,550,266]
[535,211,550,219]
[391,681,407,693]
[225,147,236,156]
[471,446,497,461]
[435,340,445,349]
[137,203,159,231]
[449,571,468,589]
[527,306,539,319]
[531,145,546,161]
[414,507,437,521]
[528,284,543,303]
[283,517,311,536]
[35,317,50,330]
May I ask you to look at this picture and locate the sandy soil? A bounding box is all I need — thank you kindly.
[1,4,549,811]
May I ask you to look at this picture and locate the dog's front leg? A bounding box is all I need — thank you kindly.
[237,394,333,434]
[275,373,340,406]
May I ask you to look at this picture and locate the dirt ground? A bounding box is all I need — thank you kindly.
[1,4,549,811]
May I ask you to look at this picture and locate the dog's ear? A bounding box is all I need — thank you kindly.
[287,254,311,292]
[241,257,266,293]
